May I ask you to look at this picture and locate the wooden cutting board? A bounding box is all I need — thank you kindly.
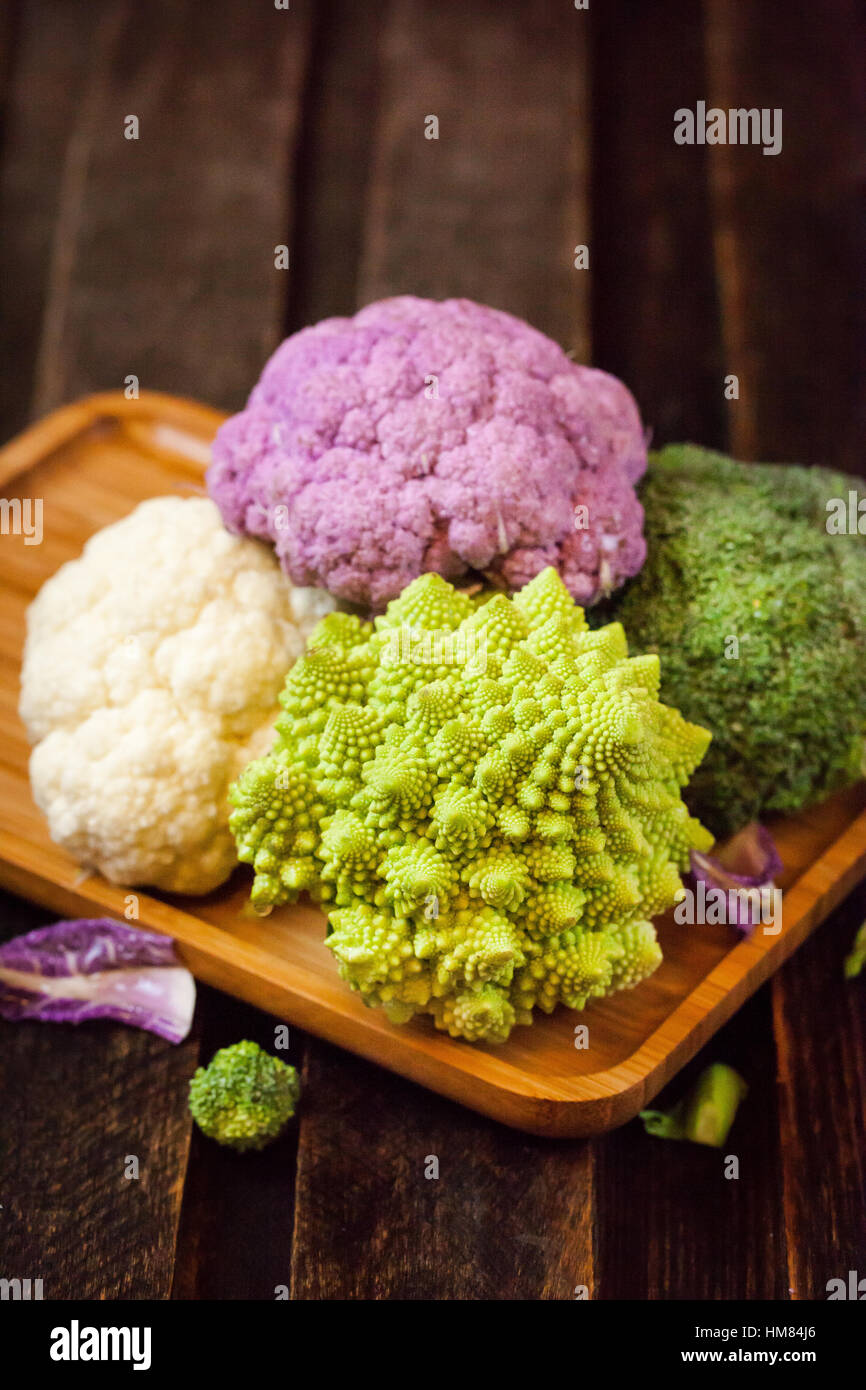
[2,390,865,1137]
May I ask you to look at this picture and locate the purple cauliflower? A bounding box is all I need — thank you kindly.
[208,296,647,610]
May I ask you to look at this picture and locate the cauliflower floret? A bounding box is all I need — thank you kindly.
[19,496,335,894]
[208,296,648,610]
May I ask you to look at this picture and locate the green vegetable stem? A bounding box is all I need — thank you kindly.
[843,921,866,979]
[639,1063,748,1148]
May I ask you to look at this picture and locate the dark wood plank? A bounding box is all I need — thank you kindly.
[0,0,106,439]
[357,0,589,356]
[772,887,866,1300]
[596,991,789,1299]
[0,0,204,1301]
[704,0,866,1295]
[29,0,314,417]
[291,1043,595,1301]
[590,0,789,1299]
[0,896,200,1299]
[291,0,597,1301]
[0,1,20,159]
[158,3,316,1299]
[285,0,387,332]
[705,0,866,473]
[170,988,302,1301]
[590,0,726,450]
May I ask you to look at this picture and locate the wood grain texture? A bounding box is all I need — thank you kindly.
[0,896,199,1300]
[284,1,598,1296]
[0,3,205,1303]
[290,1041,595,1300]
[590,0,726,450]
[704,0,866,1299]
[772,887,866,1300]
[589,0,792,1293]
[705,0,866,473]
[0,0,106,438]
[284,0,386,332]
[357,0,590,357]
[170,987,303,1301]
[28,0,313,417]
[597,991,789,1300]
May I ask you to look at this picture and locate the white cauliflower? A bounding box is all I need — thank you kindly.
[19,496,335,894]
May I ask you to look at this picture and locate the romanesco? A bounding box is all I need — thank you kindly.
[188,1041,300,1151]
[230,568,712,1044]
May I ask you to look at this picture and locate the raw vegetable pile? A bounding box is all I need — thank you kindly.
[229,568,712,1043]
[16,296,866,1049]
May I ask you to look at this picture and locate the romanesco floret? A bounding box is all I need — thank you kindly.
[230,568,712,1044]
[188,1040,300,1151]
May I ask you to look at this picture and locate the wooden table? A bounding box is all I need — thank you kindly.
[1,0,864,1300]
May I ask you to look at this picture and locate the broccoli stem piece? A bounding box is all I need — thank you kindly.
[843,921,866,980]
[640,1063,747,1147]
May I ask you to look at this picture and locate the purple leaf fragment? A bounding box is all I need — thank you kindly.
[0,918,195,1043]
[689,822,783,935]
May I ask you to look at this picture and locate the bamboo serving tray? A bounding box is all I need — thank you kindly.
[2,391,866,1137]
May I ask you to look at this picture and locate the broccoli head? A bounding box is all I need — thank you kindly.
[608,446,866,836]
[188,1041,300,1151]
[230,567,712,1044]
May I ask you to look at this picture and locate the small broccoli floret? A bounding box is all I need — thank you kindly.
[608,446,866,836]
[188,1041,300,1151]
[229,567,712,1044]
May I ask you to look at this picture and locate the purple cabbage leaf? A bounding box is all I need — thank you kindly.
[0,917,195,1043]
[688,822,784,935]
